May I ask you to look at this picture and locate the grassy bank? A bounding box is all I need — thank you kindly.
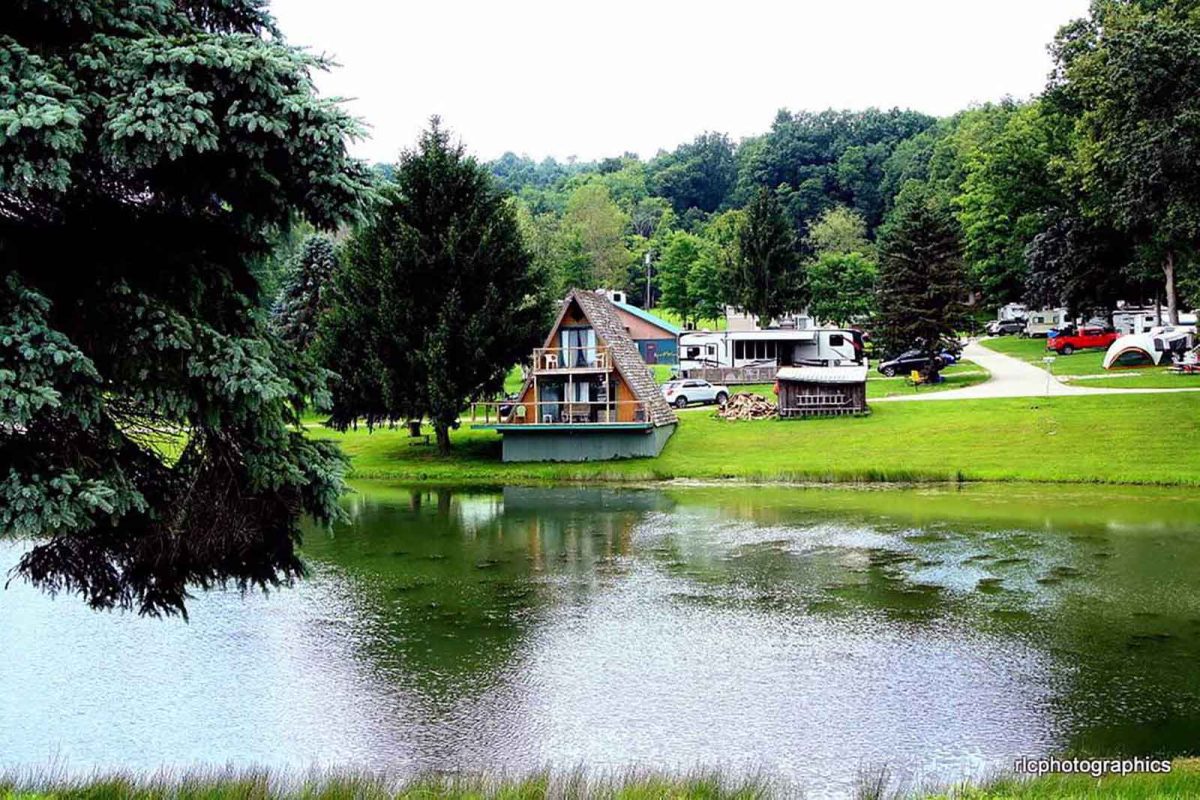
[313,392,1200,486]
[6,762,1199,799]
[979,336,1200,389]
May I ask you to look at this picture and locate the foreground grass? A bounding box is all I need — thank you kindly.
[0,769,767,800]
[978,336,1200,389]
[935,758,1200,799]
[314,393,1200,486]
[6,762,1200,799]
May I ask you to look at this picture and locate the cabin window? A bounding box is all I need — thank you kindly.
[706,345,716,355]
[686,346,701,359]
[735,341,744,360]
[829,334,844,347]
[570,380,593,402]
[560,327,597,367]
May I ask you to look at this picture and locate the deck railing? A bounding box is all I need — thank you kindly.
[470,399,646,426]
[532,345,612,373]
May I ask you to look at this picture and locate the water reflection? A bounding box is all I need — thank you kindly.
[3,482,1200,797]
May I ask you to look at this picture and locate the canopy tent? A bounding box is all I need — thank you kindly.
[1102,326,1197,369]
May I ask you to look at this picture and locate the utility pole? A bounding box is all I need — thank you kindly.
[644,250,653,309]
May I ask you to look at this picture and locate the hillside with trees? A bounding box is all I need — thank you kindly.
[459,1,1200,338]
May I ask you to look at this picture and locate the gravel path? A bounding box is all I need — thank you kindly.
[875,340,1200,402]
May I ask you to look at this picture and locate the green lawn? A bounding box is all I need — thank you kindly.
[312,392,1200,486]
[978,336,1200,388]
[980,335,1109,376]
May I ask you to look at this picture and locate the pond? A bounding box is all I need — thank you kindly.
[3,482,1200,796]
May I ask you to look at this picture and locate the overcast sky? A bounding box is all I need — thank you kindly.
[270,0,1091,165]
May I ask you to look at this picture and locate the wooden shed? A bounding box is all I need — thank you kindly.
[775,365,869,418]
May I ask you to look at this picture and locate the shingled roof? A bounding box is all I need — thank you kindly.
[541,289,677,427]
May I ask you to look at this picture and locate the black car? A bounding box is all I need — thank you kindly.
[877,349,945,377]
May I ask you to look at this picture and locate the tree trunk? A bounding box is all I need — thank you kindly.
[1164,250,1180,325]
[434,422,452,454]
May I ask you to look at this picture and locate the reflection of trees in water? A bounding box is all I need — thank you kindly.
[652,490,1200,760]
[301,487,662,709]
[308,484,1200,760]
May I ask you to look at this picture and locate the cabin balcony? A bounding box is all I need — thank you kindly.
[532,345,612,374]
[470,399,648,427]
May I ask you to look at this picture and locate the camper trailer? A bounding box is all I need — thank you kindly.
[997,302,1028,322]
[1024,308,1069,338]
[678,328,864,384]
[1112,306,1199,335]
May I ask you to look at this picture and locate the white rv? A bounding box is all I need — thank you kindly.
[678,328,864,383]
[1111,306,1198,335]
[1024,308,1069,338]
[997,302,1028,322]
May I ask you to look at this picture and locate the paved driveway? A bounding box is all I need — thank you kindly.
[876,340,1200,402]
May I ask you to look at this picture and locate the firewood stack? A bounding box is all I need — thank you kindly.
[717,392,777,420]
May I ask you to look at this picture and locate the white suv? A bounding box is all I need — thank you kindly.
[662,379,730,409]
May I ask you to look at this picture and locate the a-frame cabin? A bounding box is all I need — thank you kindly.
[472,289,677,462]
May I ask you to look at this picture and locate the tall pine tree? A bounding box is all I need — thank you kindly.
[876,195,968,373]
[725,188,806,327]
[273,234,339,354]
[320,120,551,453]
[1,0,372,614]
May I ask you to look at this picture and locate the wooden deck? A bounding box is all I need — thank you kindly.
[532,345,612,374]
[471,399,648,426]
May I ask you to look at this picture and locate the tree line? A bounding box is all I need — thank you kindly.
[475,0,1200,330]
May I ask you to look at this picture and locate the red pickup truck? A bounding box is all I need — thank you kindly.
[1047,325,1119,355]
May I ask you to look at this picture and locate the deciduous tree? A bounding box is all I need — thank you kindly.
[560,183,632,290]
[649,132,738,214]
[1052,0,1200,323]
[806,206,874,259]
[808,252,878,327]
